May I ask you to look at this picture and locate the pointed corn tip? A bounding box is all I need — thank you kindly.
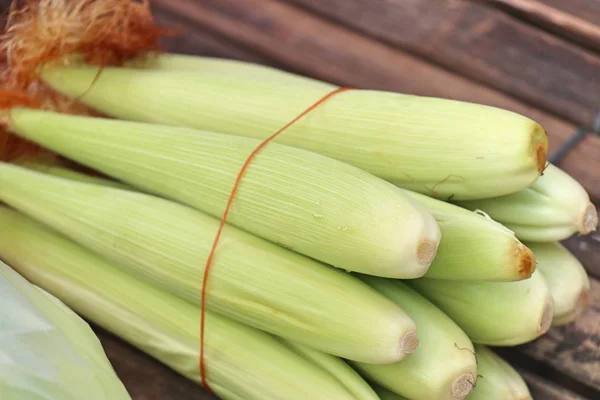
[399,330,419,356]
[452,373,476,399]
[580,203,598,235]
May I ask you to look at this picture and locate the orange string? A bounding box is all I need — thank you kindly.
[199,86,353,392]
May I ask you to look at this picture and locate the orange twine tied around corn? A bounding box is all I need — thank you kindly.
[198,86,352,391]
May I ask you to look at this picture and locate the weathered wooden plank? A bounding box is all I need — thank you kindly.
[537,0,600,28]
[97,329,214,400]
[154,0,600,200]
[488,0,600,52]
[519,369,589,399]
[517,278,600,392]
[563,231,600,280]
[155,10,271,65]
[288,0,600,128]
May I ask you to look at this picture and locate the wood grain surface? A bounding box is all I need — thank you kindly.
[496,0,600,30]
[564,231,600,280]
[488,0,600,52]
[520,369,589,399]
[153,0,600,201]
[288,0,600,127]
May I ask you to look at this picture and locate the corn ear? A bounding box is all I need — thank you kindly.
[6,108,440,278]
[0,207,380,400]
[410,270,553,346]
[402,189,535,281]
[40,63,547,200]
[352,278,477,400]
[527,242,590,326]
[0,163,418,364]
[467,345,531,400]
[457,164,598,242]
[0,260,130,400]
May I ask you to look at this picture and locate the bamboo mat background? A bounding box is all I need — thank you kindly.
[2,1,600,399]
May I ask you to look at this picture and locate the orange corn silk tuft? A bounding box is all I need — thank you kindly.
[1,0,171,90]
[0,0,169,162]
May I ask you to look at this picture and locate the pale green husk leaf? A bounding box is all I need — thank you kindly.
[0,260,130,400]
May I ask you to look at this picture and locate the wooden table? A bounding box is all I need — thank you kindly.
[6,0,600,399]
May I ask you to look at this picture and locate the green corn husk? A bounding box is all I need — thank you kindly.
[15,158,128,189]
[410,270,553,346]
[131,54,320,87]
[371,385,408,400]
[402,190,535,281]
[467,345,531,400]
[457,164,598,242]
[0,163,418,364]
[0,260,130,400]
[279,341,380,400]
[527,242,591,326]
[352,278,477,400]
[39,62,548,200]
[0,207,381,400]
[6,108,440,279]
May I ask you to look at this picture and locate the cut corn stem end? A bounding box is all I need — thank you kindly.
[399,330,419,356]
[533,125,548,174]
[536,146,546,174]
[417,239,438,266]
[516,243,535,279]
[453,374,476,399]
[581,203,598,234]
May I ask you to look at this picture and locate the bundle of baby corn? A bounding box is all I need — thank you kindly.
[0,1,597,399]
